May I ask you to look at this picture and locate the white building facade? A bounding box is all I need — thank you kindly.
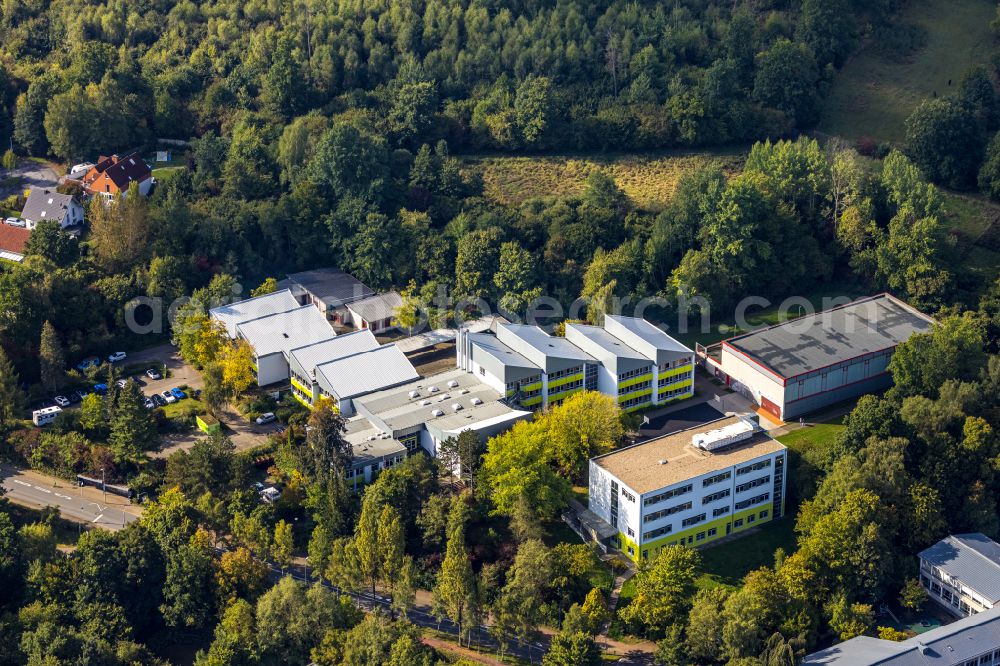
[588,415,787,562]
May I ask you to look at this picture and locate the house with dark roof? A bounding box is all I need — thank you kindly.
[21,188,84,230]
[0,225,31,263]
[283,268,376,323]
[77,152,153,198]
[920,533,1000,618]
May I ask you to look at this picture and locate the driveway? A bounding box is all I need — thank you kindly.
[1,159,60,198]
[124,343,203,394]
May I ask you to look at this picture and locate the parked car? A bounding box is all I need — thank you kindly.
[145,367,161,380]
[76,357,101,372]
[4,217,25,227]
[53,395,70,407]
[255,412,276,425]
[93,383,108,394]
[161,390,177,404]
[151,393,167,407]
[107,351,127,363]
[3,217,18,226]
[68,391,83,404]
[115,378,128,389]
[193,389,202,399]
[170,387,186,400]
[143,398,155,410]
[253,481,265,492]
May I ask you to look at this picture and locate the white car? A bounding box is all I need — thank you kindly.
[115,378,128,388]
[145,368,161,380]
[4,217,18,226]
[256,412,276,425]
[161,390,177,404]
[108,351,127,363]
[53,395,71,407]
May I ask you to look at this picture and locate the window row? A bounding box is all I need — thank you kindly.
[645,501,692,523]
[643,484,693,506]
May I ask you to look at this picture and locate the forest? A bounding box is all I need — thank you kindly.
[1,0,1000,663]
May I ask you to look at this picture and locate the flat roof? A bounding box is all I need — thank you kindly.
[287,330,379,379]
[315,345,418,399]
[209,289,302,338]
[235,305,336,357]
[919,533,1000,603]
[725,294,934,380]
[592,415,785,494]
[497,324,595,373]
[355,368,526,434]
[343,418,407,467]
[565,324,650,375]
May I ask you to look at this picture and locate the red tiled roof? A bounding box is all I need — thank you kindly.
[81,152,152,193]
[0,225,31,255]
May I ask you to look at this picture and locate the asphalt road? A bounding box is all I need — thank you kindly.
[1,160,60,198]
[0,465,140,531]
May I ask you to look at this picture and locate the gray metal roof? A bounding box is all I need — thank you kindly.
[803,604,1000,665]
[496,324,595,373]
[286,268,374,306]
[343,418,407,468]
[21,188,80,224]
[346,291,402,323]
[468,333,539,371]
[235,305,336,357]
[725,294,935,380]
[564,324,651,376]
[920,534,1000,603]
[210,289,301,338]
[603,315,693,366]
[287,330,379,380]
[315,345,419,399]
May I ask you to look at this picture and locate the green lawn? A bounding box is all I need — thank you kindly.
[696,518,799,590]
[158,398,203,419]
[776,420,847,455]
[818,0,996,144]
[938,190,1000,287]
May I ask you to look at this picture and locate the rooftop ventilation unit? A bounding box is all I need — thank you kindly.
[451,403,463,412]
[691,421,754,451]
[420,400,431,406]
[431,409,444,417]
[447,380,459,388]
[459,389,469,395]
[470,397,483,405]
[408,390,419,399]
[658,459,667,465]
[429,386,439,393]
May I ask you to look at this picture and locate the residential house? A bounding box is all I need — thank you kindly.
[0,225,31,263]
[77,152,153,199]
[21,188,84,230]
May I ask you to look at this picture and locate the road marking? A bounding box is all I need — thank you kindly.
[55,494,72,499]
[12,480,30,486]
[36,488,52,493]
[92,514,104,523]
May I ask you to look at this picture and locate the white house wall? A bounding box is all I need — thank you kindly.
[719,346,785,413]
[255,353,289,387]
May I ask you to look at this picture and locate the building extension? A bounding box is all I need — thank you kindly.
[457,316,695,413]
[588,414,787,562]
[919,533,1000,618]
[697,294,934,421]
